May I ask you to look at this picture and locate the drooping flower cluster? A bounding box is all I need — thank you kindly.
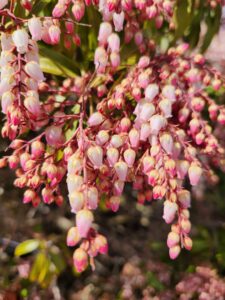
[0,0,225,273]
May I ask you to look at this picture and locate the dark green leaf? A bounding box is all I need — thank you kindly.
[39,44,80,77]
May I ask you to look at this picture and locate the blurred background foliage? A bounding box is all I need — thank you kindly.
[1,0,225,299]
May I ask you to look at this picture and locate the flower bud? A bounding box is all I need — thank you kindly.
[181,219,191,234]
[8,155,19,169]
[76,209,94,238]
[23,189,36,204]
[167,231,180,248]
[139,103,155,122]
[12,29,29,54]
[24,95,41,116]
[107,147,119,166]
[183,236,193,251]
[159,99,172,118]
[87,186,98,210]
[67,153,83,175]
[113,11,124,32]
[108,33,120,53]
[94,234,108,254]
[145,84,159,102]
[123,149,136,167]
[160,133,174,154]
[87,146,103,168]
[140,123,151,141]
[73,248,88,273]
[1,91,14,114]
[0,0,8,9]
[169,245,181,260]
[88,112,104,127]
[120,117,131,132]
[69,191,84,213]
[25,61,45,82]
[163,200,178,224]
[150,114,166,135]
[42,187,54,204]
[148,169,159,186]
[67,175,83,194]
[45,125,63,148]
[72,1,85,22]
[67,227,81,247]
[162,85,176,102]
[109,196,121,212]
[28,17,42,41]
[31,140,45,158]
[96,130,109,145]
[129,128,140,148]
[98,22,112,45]
[52,3,66,18]
[94,47,108,72]
[49,25,61,44]
[113,180,124,196]
[114,161,128,181]
[142,156,155,173]
[110,52,120,68]
[178,190,191,209]
[188,163,202,186]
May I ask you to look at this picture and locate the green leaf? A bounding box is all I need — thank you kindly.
[15,239,40,257]
[146,271,165,291]
[39,45,79,77]
[173,0,194,38]
[30,0,53,16]
[200,5,221,52]
[29,252,50,284]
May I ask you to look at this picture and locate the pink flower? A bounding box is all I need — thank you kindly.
[52,3,66,17]
[145,84,159,102]
[128,128,140,148]
[87,146,103,168]
[188,163,202,186]
[88,112,104,127]
[113,11,125,32]
[72,1,85,22]
[28,17,42,41]
[12,29,29,54]
[94,234,108,254]
[123,149,136,167]
[67,227,80,247]
[169,245,181,260]
[25,61,45,82]
[87,186,99,210]
[0,0,8,10]
[160,133,174,154]
[98,22,112,45]
[76,209,94,238]
[45,125,63,148]
[108,33,120,53]
[94,47,108,71]
[69,191,84,213]
[114,161,128,181]
[167,231,180,248]
[163,200,178,224]
[109,196,121,212]
[107,147,119,166]
[49,25,61,44]
[67,175,83,194]
[1,91,14,114]
[162,85,176,102]
[150,114,166,135]
[73,248,88,273]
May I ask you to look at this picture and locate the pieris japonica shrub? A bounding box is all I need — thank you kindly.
[0,0,224,273]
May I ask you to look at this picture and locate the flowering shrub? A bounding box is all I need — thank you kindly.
[0,0,225,273]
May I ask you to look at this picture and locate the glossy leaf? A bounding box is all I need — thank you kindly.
[15,239,40,257]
